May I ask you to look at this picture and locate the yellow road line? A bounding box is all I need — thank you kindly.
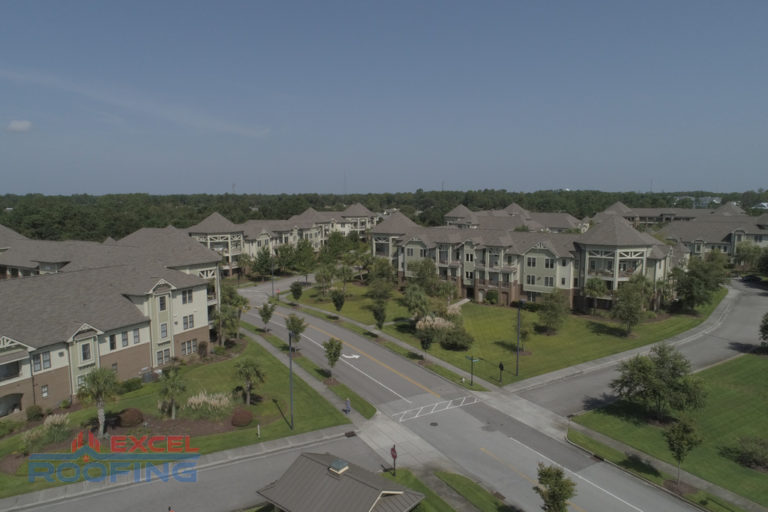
[481,447,587,512]
[276,311,440,398]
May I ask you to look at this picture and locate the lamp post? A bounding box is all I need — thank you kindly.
[270,257,275,298]
[288,332,294,430]
[516,299,526,376]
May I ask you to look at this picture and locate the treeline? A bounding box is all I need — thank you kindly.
[0,189,765,242]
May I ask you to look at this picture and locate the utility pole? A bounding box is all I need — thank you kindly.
[289,332,294,430]
[516,299,525,376]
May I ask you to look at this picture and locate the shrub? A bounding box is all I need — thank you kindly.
[186,390,231,418]
[118,378,143,395]
[21,429,43,455]
[43,413,71,442]
[721,437,768,469]
[44,408,54,416]
[0,420,22,438]
[60,399,71,409]
[26,405,43,422]
[213,346,226,356]
[231,407,253,427]
[198,341,209,359]
[290,281,303,301]
[224,338,237,349]
[440,327,475,351]
[119,408,144,428]
[485,289,498,305]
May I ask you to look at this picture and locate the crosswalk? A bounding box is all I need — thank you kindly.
[392,395,480,422]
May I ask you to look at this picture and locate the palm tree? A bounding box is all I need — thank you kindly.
[159,366,186,419]
[234,358,265,405]
[77,367,119,439]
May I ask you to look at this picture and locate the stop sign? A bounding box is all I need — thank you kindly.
[391,445,397,460]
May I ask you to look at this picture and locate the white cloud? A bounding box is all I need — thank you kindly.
[7,120,32,132]
[0,68,269,138]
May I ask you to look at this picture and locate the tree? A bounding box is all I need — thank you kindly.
[323,338,343,378]
[664,416,702,486]
[584,278,607,315]
[234,357,265,405]
[258,302,276,331]
[403,283,430,320]
[292,239,315,281]
[533,463,576,512]
[674,252,728,311]
[372,300,387,329]
[336,263,354,293]
[285,314,307,351]
[213,304,240,344]
[77,367,119,439]
[610,343,706,420]
[758,249,768,276]
[367,278,393,303]
[409,258,439,296]
[275,245,295,274]
[538,290,569,335]
[159,365,186,420]
[331,289,345,312]
[315,264,335,297]
[367,258,395,284]
[253,247,274,280]
[290,281,303,301]
[219,284,249,341]
[735,241,762,271]
[613,281,644,335]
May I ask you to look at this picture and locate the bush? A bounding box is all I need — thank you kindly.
[485,289,498,305]
[198,341,209,359]
[119,408,144,428]
[721,437,768,469]
[231,407,253,427]
[290,281,303,301]
[186,390,231,419]
[0,420,22,438]
[60,399,71,409]
[224,338,237,349]
[213,346,226,356]
[26,405,43,422]
[439,327,475,351]
[43,413,71,442]
[118,378,143,395]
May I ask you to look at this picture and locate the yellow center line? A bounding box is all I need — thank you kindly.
[275,311,440,398]
[480,447,587,512]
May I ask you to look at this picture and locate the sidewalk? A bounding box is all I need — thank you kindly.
[568,422,767,512]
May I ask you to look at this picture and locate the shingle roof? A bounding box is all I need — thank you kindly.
[187,212,242,234]
[658,216,767,243]
[371,212,419,235]
[445,204,473,218]
[343,203,374,217]
[604,201,633,214]
[0,223,28,246]
[116,226,221,267]
[258,453,423,512]
[0,264,204,349]
[503,203,530,216]
[578,215,655,246]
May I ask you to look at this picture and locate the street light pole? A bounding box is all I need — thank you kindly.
[516,299,525,376]
[271,257,275,298]
[288,332,294,430]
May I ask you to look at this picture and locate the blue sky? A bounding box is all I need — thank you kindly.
[2,1,766,195]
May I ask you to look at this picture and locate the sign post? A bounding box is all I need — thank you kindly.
[465,355,479,386]
[391,445,397,476]
[498,361,504,383]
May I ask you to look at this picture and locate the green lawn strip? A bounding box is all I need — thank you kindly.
[242,321,377,419]
[0,336,349,498]
[434,471,514,511]
[572,353,768,507]
[567,429,750,512]
[295,283,410,326]
[384,288,726,385]
[382,468,455,512]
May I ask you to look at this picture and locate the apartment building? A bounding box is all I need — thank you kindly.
[0,224,220,417]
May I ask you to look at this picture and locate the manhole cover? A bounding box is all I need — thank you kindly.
[430,422,438,427]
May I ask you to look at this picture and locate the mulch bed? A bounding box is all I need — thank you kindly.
[663,479,698,495]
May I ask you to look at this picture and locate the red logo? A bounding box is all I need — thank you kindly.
[71,431,101,462]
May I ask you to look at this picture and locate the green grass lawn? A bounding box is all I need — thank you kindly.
[434,471,518,512]
[0,335,349,498]
[573,353,768,507]
[385,288,726,385]
[382,468,455,512]
[295,282,410,326]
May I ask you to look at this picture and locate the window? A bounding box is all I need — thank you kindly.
[32,351,51,372]
[561,277,566,286]
[465,271,473,279]
[465,253,474,262]
[419,249,426,258]
[77,375,85,389]
[157,348,171,366]
[406,248,414,257]
[183,315,195,330]
[41,385,48,398]
[544,277,554,287]
[526,275,535,285]
[561,259,567,266]
[181,339,198,356]
[109,335,117,351]
[573,278,579,288]
[133,328,140,344]
[121,332,128,347]
[159,296,167,311]
[81,343,91,362]
[527,257,536,267]
[545,258,554,269]
[181,289,193,304]
[160,323,168,338]
[111,362,118,372]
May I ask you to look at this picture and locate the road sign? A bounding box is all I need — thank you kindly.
[391,445,397,460]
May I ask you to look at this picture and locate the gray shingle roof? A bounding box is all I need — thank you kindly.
[0,264,205,349]
[116,226,221,267]
[371,212,419,235]
[578,215,655,246]
[0,224,28,246]
[187,212,242,234]
[445,204,473,218]
[658,216,767,244]
[258,453,423,512]
[343,203,374,217]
